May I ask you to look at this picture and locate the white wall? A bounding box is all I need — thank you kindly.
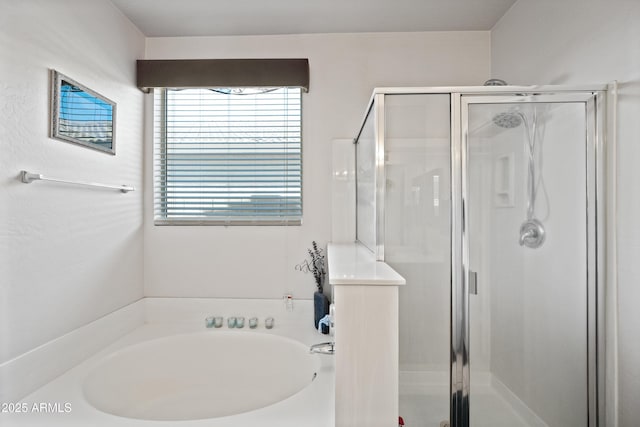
[492,2,640,426]
[143,31,491,299]
[0,0,145,364]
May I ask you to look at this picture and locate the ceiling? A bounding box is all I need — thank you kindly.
[110,0,517,38]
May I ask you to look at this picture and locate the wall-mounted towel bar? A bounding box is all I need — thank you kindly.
[20,170,135,193]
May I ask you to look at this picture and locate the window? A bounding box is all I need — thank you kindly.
[154,87,302,225]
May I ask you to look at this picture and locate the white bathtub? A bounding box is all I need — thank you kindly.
[2,298,334,427]
[84,332,319,421]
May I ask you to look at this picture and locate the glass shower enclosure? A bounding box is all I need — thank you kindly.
[354,86,606,427]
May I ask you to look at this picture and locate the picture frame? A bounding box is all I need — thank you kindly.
[50,70,116,155]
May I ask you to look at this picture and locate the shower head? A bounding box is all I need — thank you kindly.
[482,79,524,129]
[492,111,523,129]
[483,78,508,86]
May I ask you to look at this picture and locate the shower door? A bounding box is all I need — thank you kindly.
[452,93,604,427]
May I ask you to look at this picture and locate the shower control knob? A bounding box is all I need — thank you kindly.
[519,219,545,249]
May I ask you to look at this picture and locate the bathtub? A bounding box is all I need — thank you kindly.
[2,298,334,427]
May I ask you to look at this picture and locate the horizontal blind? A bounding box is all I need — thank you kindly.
[154,87,302,225]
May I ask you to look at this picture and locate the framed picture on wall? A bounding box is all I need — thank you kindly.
[50,70,116,155]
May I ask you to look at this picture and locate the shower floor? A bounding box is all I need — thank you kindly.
[399,372,548,427]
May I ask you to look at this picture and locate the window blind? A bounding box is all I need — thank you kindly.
[154,87,302,225]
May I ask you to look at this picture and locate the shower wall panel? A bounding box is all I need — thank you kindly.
[383,94,452,374]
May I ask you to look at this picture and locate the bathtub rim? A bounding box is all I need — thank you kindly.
[1,297,335,427]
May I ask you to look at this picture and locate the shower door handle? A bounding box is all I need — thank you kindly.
[469,271,478,295]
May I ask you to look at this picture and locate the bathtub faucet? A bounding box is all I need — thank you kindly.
[310,341,335,355]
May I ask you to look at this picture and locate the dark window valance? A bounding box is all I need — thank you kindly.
[136,58,309,93]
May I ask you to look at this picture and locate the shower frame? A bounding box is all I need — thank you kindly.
[353,85,608,427]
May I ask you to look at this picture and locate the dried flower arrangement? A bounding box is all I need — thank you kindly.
[295,241,326,293]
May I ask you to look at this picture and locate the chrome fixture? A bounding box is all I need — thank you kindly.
[468,271,478,295]
[493,110,523,129]
[486,79,524,129]
[483,78,508,86]
[486,91,548,248]
[519,218,546,248]
[485,79,525,129]
[309,342,335,355]
[20,170,134,193]
[519,105,547,249]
